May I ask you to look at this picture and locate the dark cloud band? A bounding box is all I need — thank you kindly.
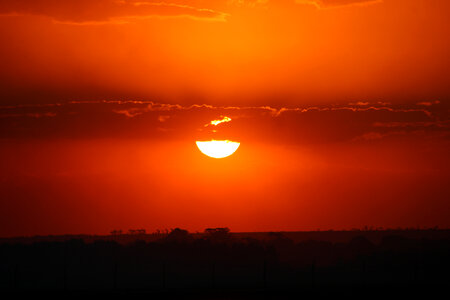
[1,100,447,143]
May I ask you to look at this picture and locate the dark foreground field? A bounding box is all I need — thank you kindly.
[1,229,449,297]
[2,286,447,299]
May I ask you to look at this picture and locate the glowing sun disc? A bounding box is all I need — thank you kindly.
[196,140,240,159]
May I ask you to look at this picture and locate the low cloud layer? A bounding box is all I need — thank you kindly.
[1,100,448,144]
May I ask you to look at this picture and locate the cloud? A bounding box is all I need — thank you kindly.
[0,112,57,118]
[0,0,229,24]
[158,115,170,122]
[348,101,369,106]
[373,120,450,129]
[295,0,383,9]
[113,109,143,118]
[226,0,269,8]
[353,131,406,141]
[207,116,232,126]
[417,100,440,106]
[1,100,447,144]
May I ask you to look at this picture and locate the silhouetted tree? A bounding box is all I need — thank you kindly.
[165,228,191,243]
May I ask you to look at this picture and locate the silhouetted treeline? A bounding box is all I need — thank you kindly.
[2,228,449,246]
[0,229,449,294]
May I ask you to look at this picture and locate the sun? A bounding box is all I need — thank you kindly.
[196,140,240,159]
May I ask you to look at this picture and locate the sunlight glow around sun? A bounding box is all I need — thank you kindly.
[196,140,240,159]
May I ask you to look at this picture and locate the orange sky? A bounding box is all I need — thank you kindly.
[1,0,449,105]
[0,0,449,236]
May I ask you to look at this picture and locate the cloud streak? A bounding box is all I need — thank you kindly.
[295,0,383,9]
[0,0,229,24]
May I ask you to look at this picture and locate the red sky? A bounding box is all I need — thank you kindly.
[0,0,449,236]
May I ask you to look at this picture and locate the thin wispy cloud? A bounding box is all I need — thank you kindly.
[0,0,229,24]
[295,0,383,9]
